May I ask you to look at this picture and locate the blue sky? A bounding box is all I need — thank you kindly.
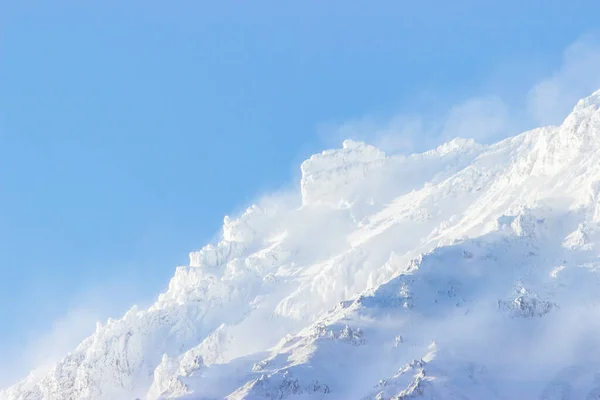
[2,1,600,385]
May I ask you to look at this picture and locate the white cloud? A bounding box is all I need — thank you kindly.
[326,35,600,155]
[21,308,103,374]
[0,279,151,388]
[441,96,510,143]
[0,309,100,388]
[324,95,512,155]
[331,115,426,154]
[528,36,600,126]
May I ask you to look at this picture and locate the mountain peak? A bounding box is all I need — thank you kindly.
[6,90,600,400]
[574,88,600,110]
[300,139,385,206]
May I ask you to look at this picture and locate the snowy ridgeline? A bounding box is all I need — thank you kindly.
[4,90,600,399]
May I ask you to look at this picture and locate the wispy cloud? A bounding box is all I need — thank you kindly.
[527,35,600,126]
[324,34,600,155]
[441,96,510,143]
[0,279,151,388]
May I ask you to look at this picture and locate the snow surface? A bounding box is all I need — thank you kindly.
[5,90,600,399]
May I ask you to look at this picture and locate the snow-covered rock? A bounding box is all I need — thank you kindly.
[300,139,386,206]
[6,90,600,399]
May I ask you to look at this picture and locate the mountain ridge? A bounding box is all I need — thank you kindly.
[4,89,600,399]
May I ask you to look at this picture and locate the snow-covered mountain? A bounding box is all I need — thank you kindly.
[5,90,600,399]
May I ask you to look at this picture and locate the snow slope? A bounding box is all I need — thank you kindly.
[5,90,600,399]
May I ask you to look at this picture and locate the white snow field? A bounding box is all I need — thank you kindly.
[5,90,600,399]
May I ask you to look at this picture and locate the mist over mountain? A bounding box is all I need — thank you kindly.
[5,90,600,399]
